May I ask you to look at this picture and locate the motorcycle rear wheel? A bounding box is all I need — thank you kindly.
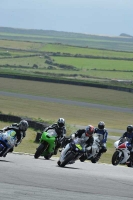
[34,143,47,159]
[60,153,74,167]
[112,151,122,166]
[44,153,53,160]
[91,157,98,163]
[127,162,133,167]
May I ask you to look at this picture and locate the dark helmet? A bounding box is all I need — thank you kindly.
[19,120,29,131]
[127,125,133,133]
[98,121,105,130]
[85,125,94,137]
[57,118,65,128]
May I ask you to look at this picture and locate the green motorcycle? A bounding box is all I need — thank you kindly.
[34,129,57,159]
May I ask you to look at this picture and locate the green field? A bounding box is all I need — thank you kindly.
[0,39,133,88]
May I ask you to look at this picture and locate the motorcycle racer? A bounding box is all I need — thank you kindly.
[119,125,133,156]
[94,121,108,158]
[44,118,66,155]
[0,120,29,156]
[119,125,133,142]
[60,125,95,163]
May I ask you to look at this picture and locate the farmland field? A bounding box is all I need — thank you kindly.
[0,39,133,88]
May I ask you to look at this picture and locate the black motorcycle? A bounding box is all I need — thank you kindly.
[57,141,84,167]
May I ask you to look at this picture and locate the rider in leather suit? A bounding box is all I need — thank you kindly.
[44,118,66,155]
[0,120,29,156]
[94,121,108,158]
[60,125,95,163]
[119,125,133,159]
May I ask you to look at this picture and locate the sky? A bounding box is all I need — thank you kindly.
[0,0,133,36]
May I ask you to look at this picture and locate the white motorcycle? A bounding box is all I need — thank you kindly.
[0,129,18,157]
[112,137,133,167]
[80,133,103,163]
[57,138,84,167]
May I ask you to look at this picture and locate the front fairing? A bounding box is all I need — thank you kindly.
[114,140,120,148]
[93,133,102,143]
[70,142,83,152]
[114,138,130,164]
[119,149,130,164]
[0,130,17,148]
[40,130,57,143]
[40,129,57,154]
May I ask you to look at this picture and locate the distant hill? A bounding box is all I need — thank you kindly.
[0,27,133,52]
[120,33,133,37]
[0,26,132,40]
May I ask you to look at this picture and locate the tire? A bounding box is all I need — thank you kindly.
[44,154,53,160]
[127,162,133,167]
[57,160,61,166]
[34,143,46,159]
[112,151,122,166]
[127,159,133,168]
[60,153,74,167]
[91,153,101,163]
[91,157,97,163]
[79,154,87,162]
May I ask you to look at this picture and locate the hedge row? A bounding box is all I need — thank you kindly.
[0,74,133,93]
[0,114,49,131]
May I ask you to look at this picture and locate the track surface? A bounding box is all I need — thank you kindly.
[0,91,132,113]
[0,153,133,200]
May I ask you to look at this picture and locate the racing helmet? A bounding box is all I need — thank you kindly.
[85,125,94,137]
[19,120,29,131]
[127,125,133,133]
[57,118,65,128]
[98,121,105,130]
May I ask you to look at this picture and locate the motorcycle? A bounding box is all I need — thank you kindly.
[80,133,103,163]
[112,137,133,167]
[34,129,57,159]
[57,138,84,167]
[0,129,17,157]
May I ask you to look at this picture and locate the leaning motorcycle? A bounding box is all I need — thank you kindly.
[0,129,17,157]
[34,129,57,159]
[112,137,133,167]
[57,138,84,167]
[80,133,103,163]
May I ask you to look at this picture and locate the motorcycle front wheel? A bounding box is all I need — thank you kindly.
[34,143,47,159]
[59,153,74,167]
[112,151,122,166]
[91,153,102,163]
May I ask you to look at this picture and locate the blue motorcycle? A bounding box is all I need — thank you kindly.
[0,130,17,157]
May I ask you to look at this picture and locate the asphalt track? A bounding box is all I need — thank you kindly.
[0,91,133,114]
[0,153,133,200]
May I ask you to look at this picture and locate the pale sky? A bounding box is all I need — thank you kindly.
[0,0,133,36]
